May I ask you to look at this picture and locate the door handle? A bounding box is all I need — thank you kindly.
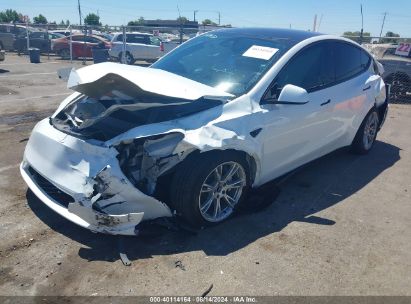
[320,99,331,106]
[363,85,371,91]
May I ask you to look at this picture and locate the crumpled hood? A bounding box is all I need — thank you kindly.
[52,63,234,141]
[67,62,234,100]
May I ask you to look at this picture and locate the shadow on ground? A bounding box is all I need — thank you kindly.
[26,141,400,262]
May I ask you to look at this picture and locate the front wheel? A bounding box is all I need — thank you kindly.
[170,152,249,227]
[351,108,380,154]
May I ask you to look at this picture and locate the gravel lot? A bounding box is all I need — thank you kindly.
[0,53,410,296]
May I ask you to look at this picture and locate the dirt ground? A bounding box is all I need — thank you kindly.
[0,53,410,296]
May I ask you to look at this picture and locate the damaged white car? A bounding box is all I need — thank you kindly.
[21,28,388,235]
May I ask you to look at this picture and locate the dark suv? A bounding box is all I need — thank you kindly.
[366,44,411,103]
[0,24,28,51]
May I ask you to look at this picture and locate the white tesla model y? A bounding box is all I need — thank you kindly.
[21,28,388,235]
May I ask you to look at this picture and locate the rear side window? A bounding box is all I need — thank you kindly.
[273,41,334,93]
[72,36,83,42]
[149,36,161,46]
[334,42,370,82]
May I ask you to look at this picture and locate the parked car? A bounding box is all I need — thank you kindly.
[0,48,4,62]
[380,45,411,102]
[364,43,411,102]
[108,32,178,64]
[21,28,388,235]
[50,30,81,37]
[13,31,64,54]
[0,24,30,51]
[94,32,113,41]
[52,34,111,59]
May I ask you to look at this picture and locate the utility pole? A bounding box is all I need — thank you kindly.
[379,12,387,42]
[77,0,82,26]
[313,14,317,32]
[359,4,364,45]
[193,10,198,22]
[218,11,221,25]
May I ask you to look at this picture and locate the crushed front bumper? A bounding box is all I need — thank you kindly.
[21,118,172,235]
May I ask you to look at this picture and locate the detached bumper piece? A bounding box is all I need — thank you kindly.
[21,163,144,235]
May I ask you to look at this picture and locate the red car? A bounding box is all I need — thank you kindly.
[52,34,111,59]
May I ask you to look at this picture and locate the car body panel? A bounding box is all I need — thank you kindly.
[52,35,111,58]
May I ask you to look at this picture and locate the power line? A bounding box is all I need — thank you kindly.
[77,0,82,26]
[379,12,387,42]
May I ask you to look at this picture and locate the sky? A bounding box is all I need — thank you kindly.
[1,0,411,37]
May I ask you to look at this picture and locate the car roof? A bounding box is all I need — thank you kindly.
[115,32,152,36]
[71,34,104,39]
[212,27,324,42]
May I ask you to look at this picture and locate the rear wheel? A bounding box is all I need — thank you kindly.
[351,108,379,154]
[170,152,249,227]
[119,51,135,65]
[59,48,70,59]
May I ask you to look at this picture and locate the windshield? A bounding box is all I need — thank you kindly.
[152,31,295,96]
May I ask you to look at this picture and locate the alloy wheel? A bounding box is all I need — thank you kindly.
[363,111,379,150]
[198,161,246,222]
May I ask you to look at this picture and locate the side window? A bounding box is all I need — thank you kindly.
[116,34,123,42]
[266,42,333,99]
[360,49,371,70]
[86,37,101,43]
[334,42,369,82]
[149,36,161,46]
[30,32,43,39]
[71,36,82,42]
[126,34,148,44]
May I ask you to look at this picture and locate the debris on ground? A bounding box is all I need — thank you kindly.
[201,284,213,297]
[174,260,186,271]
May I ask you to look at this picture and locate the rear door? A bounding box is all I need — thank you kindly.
[147,36,162,59]
[126,34,150,59]
[328,41,378,143]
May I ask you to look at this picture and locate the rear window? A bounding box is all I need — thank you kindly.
[334,42,371,82]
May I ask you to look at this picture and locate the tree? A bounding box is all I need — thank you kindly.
[33,14,48,24]
[342,31,371,43]
[66,19,70,26]
[381,31,400,44]
[177,16,189,24]
[202,19,217,26]
[84,13,101,26]
[0,9,23,23]
[128,17,145,26]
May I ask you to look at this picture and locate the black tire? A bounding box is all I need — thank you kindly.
[119,51,135,65]
[59,49,70,59]
[170,151,250,228]
[351,108,380,155]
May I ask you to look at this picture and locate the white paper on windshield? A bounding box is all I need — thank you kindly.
[242,45,279,60]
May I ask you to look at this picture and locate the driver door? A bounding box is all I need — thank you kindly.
[258,41,339,183]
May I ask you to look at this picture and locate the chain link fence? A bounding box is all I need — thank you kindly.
[361,39,411,104]
[1,22,410,103]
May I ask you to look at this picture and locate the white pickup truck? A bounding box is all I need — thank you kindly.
[108,32,178,64]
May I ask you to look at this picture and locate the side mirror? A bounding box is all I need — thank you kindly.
[277,84,309,105]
